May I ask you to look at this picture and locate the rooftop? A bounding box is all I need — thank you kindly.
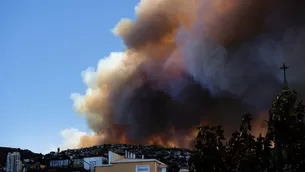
[112,158,167,167]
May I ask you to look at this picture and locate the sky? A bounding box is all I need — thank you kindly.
[0,0,138,154]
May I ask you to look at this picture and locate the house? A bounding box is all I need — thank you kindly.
[44,156,89,172]
[42,152,108,172]
[95,151,167,172]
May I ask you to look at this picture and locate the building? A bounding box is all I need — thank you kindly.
[83,156,106,172]
[95,151,167,172]
[46,157,89,172]
[45,154,106,172]
[6,152,22,172]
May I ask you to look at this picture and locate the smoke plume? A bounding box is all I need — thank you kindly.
[71,0,305,148]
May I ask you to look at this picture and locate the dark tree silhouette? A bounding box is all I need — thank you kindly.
[226,113,257,172]
[187,64,305,172]
[189,125,227,172]
[188,88,305,172]
[265,87,305,171]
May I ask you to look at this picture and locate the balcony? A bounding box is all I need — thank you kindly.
[45,159,89,172]
[43,167,89,172]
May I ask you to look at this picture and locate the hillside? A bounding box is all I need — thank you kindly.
[0,144,192,171]
[45,144,193,171]
[0,147,42,167]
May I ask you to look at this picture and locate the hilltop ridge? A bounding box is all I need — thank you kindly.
[44,144,192,170]
[0,144,192,170]
[0,147,42,167]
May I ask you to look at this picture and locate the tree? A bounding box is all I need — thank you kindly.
[189,125,227,172]
[226,113,257,172]
[266,87,305,171]
[187,64,305,172]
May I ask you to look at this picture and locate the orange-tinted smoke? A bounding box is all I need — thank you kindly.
[77,121,207,149]
[251,111,268,137]
[198,0,270,48]
[76,112,269,150]
[72,0,276,149]
[78,134,105,148]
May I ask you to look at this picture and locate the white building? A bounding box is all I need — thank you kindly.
[83,156,105,172]
[6,152,22,172]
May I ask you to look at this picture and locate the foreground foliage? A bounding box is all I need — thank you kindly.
[189,87,305,172]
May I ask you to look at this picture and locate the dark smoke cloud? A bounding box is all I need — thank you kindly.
[122,75,250,140]
[71,0,305,148]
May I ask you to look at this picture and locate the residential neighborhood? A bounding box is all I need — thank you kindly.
[0,144,192,172]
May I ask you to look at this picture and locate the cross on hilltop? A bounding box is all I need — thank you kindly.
[280,63,289,89]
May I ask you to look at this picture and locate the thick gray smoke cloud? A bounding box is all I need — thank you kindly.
[71,0,305,148]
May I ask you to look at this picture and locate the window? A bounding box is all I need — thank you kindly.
[136,165,150,172]
[50,160,54,167]
[158,167,166,172]
[63,160,69,166]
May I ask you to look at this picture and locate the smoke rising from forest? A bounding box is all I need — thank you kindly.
[71,0,305,148]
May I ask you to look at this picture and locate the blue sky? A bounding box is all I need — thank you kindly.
[0,0,138,153]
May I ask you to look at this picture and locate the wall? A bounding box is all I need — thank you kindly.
[95,161,158,172]
[108,151,124,164]
[155,161,167,172]
[84,157,104,172]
